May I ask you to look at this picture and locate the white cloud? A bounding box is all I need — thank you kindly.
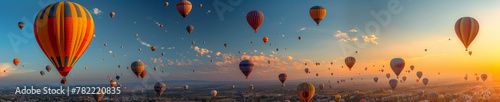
[362,35,379,45]
[137,38,151,47]
[193,46,211,56]
[92,8,102,15]
[334,30,358,42]
[349,29,358,32]
[206,10,211,14]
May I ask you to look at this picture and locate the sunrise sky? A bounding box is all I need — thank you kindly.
[0,0,499,85]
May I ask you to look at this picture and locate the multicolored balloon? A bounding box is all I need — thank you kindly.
[176,0,192,19]
[455,17,479,51]
[389,79,398,89]
[390,58,405,77]
[154,82,166,96]
[34,1,94,78]
[297,82,315,102]
[131,61,145,78]
[239,60,254,79]
[345,56,356,71]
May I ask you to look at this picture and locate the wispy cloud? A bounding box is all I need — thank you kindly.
[287,56,293,60]
[216,52,221,56]
[92,8,102,15]
[362,35,379,45]
[349,29,358,32]
[0,63,36,78]
[193,46,212,56]
[297,27,307,32]
[334,30,358,42]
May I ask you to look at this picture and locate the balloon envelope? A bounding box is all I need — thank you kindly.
[131,61,145,78]
[246,10,264,33]
[390,58,405,77]
[177,0,192,19]
[345,56,356,70]
[239,60,255,79]
[154,82,166,96]
[297,82,315,102]
[455,17,479,50]
[389,79,398,89]
[34,1,95,78]
[309,6,326,26]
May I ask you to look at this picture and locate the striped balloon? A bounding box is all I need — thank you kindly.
[131,61,145,78]
[110,80,116,87]
[176,0,192,19]
[309,6,326,26]
[389,79,398,89]
[34,1,94,78]
[428,92,439,102]
[239,60,254,79]
[246,10,264,33]
[154,82,166,96]
[297,82,315,102]
[18,22,24,30]
[263,37,268,44]
[186,25,194,34]
[278,73,287,84]
[390,58,405,77]
[423,78,429,86]
[417,71,423,79]
[345,56,356,70]
[455,17,479,51]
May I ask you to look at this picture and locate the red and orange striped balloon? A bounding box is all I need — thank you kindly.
[34,1,94,77]
[455,17,479,51]
[177,0,192,19]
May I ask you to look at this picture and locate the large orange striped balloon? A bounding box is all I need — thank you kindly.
[177,0,192,19]
[455,17,479,51]
[297,82,315,102]
[34,1,94,77]
[309,6,326,26]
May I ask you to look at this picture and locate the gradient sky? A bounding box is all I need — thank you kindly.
[0,0,499,86]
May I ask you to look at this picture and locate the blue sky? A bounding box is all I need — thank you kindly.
[0,0,499,85]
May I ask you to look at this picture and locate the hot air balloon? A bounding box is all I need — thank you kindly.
[232,85,235,89]
[164,2,169,7]
[298,36,302,40]
[316,73,319,77]
[182,84,188,90]
[428,92,439,102]
[160,24,163,28]
[319,84,324,90]
[136,34,138,37]
[469,51,472,56]
[249,84,254,90]
[464,76,468,81]
[110,12,115,18]
[35,1,94,80]
[335,95,341,102]
[154,82,166,96]
[162,71,165,73]
[45,65,52,72]
[417,71,423,79]
[199,4,202,7]
[113,55,116,57]
[161,53,165,56]
[455,17,479,51]
[374,77,379,83]
[304,68,309,74]
[297,82,315,102]
[18,21,25,30]
[121,73,123,75]
[116,76,120,80]
[85,67,88,70]
[93,89,104,102]
[186,25,194,34]
[121,46,123,49]
[177,0,192,19]
[211,90,217,97]
[191,41,195,45]
[151,46,156,52]
[224,43,227,47]
[417,90,424,96]
[140,71,147,79]
[13,58,19,66]
[131,61,145,78]
[353,81,356,84]
[422,78,429,86]
[402,76,407,82]
[239,60,254,79]
[389,79,398,89]
[390,58,405,78]
[425,49,427,52]
[118,65,121,68]
[331,73,333,76]
[309,6,326,26]
[104,44,107,47]
[438,94,445,102]
[410,65,414,71]
[278,73,287,87]
[110,80,116,87]
[359,99,367,102]
[40,71,46,76]
[246,10,264,33]
[345,56,356,71]
[386,73,391,79]
[262,37,268,44]
[481,74,487,82]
